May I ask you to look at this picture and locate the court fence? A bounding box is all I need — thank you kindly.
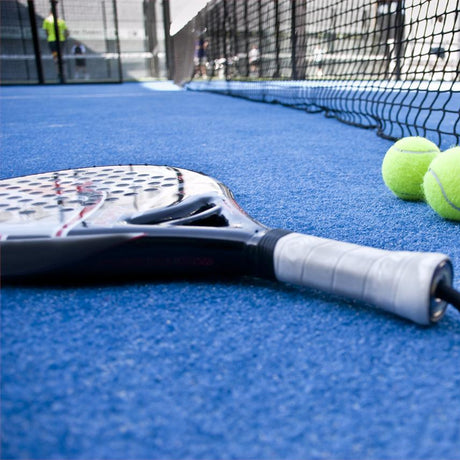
[173,0,460,149]
[0,0,172,84]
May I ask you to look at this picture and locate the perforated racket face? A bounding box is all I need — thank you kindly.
[0,165,227,239]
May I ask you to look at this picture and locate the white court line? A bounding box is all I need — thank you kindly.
[0,81,182,100]
[141,81,182,91]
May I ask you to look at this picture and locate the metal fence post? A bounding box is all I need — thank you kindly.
[394,0,404,81]
[244,1,249,77]
[50,0,65,83]
[27,0,44,84]
[223,0,228,80]
[291,0,297,79]
[258,0,262,77]
[162,0,174,80]
[274,0,280,78]
[112,0,124,82]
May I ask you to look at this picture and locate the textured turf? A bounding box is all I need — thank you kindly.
[1,82,460,459]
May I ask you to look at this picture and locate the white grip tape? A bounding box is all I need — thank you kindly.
[273,233,452,324]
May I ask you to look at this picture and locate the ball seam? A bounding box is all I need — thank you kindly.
[394,148,439,155]
[428,168,460,212]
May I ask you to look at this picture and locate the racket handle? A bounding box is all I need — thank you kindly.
[273,233,453,325]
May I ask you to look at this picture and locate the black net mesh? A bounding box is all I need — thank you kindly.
[176,0,460,149]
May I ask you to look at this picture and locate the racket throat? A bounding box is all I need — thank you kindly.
[246,229,292,280]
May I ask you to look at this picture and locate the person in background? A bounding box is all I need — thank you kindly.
[71,41,88,80]
[42,10,69,64]
[194,36,208,78]
[248,45,260,76]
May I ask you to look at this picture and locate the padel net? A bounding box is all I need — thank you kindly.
[173,0,459,150]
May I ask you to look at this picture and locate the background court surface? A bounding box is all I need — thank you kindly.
[1,82,460,459]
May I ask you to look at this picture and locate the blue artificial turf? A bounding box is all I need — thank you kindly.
[1,82,460,459]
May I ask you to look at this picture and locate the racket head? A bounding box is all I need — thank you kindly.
[0,165,235,237]
[0,165,268,281]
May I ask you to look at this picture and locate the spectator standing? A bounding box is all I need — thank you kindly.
[71,41,88,79]
[42,10,69,64]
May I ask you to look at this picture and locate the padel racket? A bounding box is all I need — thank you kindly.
[1,165,459,325]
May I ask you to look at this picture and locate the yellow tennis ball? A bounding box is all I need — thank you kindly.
[423,147,460,221]
[381,136,440,200]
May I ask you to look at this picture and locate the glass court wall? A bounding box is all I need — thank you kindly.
[0,0,170,84]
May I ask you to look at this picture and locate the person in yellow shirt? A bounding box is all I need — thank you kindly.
[42,11,69,63]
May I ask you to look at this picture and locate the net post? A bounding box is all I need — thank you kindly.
[27,0,44,84]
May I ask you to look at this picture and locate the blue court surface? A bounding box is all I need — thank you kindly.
[1,82,460,459]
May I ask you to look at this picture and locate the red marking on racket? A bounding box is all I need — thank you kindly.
[54,188,106,237]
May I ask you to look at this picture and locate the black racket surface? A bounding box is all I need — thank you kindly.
[0,165,272,281]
